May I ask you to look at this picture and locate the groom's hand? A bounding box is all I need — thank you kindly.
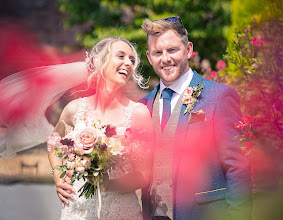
[53,170,74,207]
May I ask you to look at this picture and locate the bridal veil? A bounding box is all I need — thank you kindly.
[0,62,88,158]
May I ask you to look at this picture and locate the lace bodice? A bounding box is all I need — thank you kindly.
[61,98,143,220]
[74,97,138,136]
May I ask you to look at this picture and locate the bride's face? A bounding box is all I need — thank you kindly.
[103,41,136,90]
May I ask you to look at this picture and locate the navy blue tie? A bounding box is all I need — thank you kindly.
[161,88,174,132]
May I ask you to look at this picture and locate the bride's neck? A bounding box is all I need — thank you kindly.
[92,86,125,114]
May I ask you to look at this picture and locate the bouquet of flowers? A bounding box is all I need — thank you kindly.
[47,117,151,218]
[47,119,126,195]
[47,119,127,218]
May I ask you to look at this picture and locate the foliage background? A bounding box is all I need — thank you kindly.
[56,0,232,81]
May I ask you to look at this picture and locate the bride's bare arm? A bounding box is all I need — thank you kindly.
[48,100,78,206]
[105,104,154,192]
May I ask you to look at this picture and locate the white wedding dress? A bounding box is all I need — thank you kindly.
[60,98,143,220]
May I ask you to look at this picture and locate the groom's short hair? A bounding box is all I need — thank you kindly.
[141,17,189,46]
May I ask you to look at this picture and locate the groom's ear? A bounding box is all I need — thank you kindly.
[187,42,194,59]
[146,50,153,65]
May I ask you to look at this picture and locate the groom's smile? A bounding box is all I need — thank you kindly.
[146,30,193,86]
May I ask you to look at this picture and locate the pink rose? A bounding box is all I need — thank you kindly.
[185,87,194,96]
[182,93,194,105]
[74,128,98,155]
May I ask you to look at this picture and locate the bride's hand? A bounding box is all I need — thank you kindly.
[53,169,74,207]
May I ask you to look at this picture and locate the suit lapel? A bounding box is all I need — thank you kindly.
[145,84,160,116]
[174,71,204,142]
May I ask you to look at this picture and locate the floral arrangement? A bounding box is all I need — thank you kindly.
[182,82,204,114]
[47,117,151,218]
[47,118,151,218]
[47,121,123,199]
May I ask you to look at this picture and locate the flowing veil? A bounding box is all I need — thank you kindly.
[0,62,88,158]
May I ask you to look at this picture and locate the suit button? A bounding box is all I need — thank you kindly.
[157,162,161,167]
[157,180,161,185]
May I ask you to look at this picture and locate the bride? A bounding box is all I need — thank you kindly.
[0,37,154,219]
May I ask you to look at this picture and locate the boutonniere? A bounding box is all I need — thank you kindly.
[182,82,204,115]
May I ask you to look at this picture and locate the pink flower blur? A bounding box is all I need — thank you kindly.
[252,36,264,46]
[209,71,218,77]
[245,132,251,136]
[191,51,199,59]
[246,141,254,150]
[216,60,227,71]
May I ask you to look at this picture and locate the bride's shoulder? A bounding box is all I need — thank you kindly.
[130,101,150,119]
[64,98,81,111]
[130,101,153,132]
[61,98,85,118]
[56,98,85,128]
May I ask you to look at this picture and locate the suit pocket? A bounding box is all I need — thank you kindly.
[188,118,212,128]
[195,188,226,204]
[185,119,212,145]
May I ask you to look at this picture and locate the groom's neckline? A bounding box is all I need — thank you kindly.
[159,67,194,97]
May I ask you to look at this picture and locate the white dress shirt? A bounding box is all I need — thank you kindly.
[159,68,194,123]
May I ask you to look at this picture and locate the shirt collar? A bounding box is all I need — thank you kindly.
[159,68,194,98]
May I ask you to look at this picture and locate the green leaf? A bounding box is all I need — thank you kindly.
[60,171,66,178]
[54,165,63,171]
[71,178,76,184]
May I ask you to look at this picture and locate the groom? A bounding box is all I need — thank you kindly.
[139,17,252,220]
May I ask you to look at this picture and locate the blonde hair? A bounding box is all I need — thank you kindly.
[141,18,189,46]
[86,37,148,89]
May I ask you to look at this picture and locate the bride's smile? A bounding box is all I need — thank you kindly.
[103,41,135,90]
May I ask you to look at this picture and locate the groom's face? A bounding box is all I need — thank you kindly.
[146,30,193,87]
